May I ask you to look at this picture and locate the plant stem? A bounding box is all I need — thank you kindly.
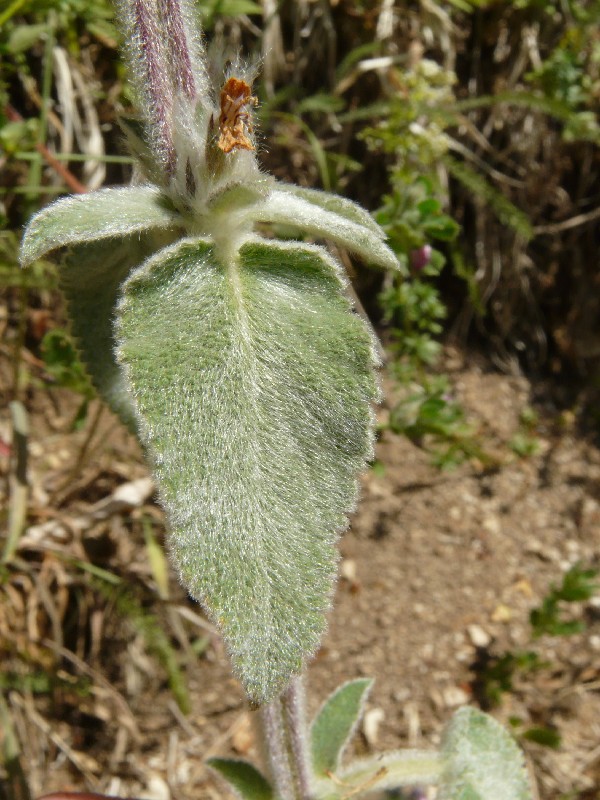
[260,694,295,800]
[258,675,313,800]
[132,0,175,171]
[281,676,313,799]
[157,0,196,99]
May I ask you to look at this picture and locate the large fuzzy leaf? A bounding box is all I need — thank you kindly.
[438,707,533,800]
[116,236,379,704]
[20,185,180,266]
[248,190,400,272]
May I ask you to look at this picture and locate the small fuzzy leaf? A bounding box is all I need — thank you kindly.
[438,707,533,800]
[311,678,373,776]
[59,231,177,428]
[275,183,385,238]
[20,185,180,266]
[249,190,400,272]
[117,236,379,704]
[208,758,273,800]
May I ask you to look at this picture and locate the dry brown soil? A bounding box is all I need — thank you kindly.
[1,348,600,800]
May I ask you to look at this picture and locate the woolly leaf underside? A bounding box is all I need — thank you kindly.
[19,184,182,429]
[117,237,379,703]
[20,184,179,265]
[60,233,177,429]
[208,758,273,800]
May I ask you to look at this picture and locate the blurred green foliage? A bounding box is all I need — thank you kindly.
[530,564,599,637]
[474,564,599,712]
[40,327,93,396]
[509,408,541,458]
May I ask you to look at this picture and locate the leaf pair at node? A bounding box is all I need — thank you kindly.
[20,152,398,704]
[210,679,534,800]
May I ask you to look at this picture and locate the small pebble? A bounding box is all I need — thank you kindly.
[443,686,470,708]
[340,558,357,582]
[363,708,385,746]
[491,603,512,622]
[467,624,491,648]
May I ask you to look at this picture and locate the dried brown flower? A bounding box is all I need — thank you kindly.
[217,77,258,154]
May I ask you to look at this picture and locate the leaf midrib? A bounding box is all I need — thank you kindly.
[224,248,274,616]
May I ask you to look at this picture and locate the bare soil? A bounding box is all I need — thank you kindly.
[1,347,600,800]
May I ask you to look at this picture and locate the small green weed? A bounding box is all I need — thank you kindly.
[509,433,540,458]
[475,650,546,709]
[509,408,541,458]
[385,378,493,470]
[472,564,599,743]
[39,328,95,428]
[374,176,484,468]
[530,564,598,638]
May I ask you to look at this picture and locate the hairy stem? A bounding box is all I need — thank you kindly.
[258,675,313,800]
[157,0,196,99]
[259,695,295,800]
[282,676,313,799]
[132,0,175,171]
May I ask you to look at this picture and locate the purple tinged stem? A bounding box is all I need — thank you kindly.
[157,0,197,100]
[134,0,175,172]
[257,678,313,800]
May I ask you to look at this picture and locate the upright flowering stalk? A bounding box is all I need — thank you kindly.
[117,0,205,181]
[21,0,400,706]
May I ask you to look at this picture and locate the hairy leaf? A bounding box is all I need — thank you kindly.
[439,707,533,800]
[249,190,400,272]
[207,179,273,214]
[275,183,385,237]
[117,236,379,704]
[60,232,177,428]
[311,678,372,776]
[208,759,273,800]
[20,185,180,266]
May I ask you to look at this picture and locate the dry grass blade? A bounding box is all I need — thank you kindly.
[0,692,32,800]
[51,46,106,191]
[9,693,101,785]
[4,402,29,564]
[41,639,141,741]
